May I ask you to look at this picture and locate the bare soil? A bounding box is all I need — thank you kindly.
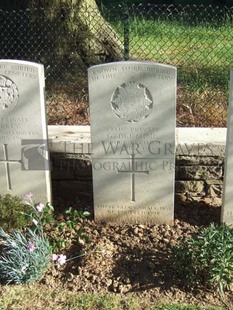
[41,192,232,309]
[46,88,227,127]
[44,94,232,308]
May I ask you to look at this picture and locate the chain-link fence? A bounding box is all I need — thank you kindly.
[0,4,233,127]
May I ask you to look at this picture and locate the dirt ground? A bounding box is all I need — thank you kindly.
[45,95,232,308]
[40,192,231,309]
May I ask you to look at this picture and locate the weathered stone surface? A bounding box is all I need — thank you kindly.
[48,127,225,211]
[206,184,222,198]
[176,143,225,156]
[50,154,91,175]
[175,193,187,203]
[177,166,223,180]
[175,180,205,195]
[0,60,51,203]
[176,155,224,166]
[88,61,177,224]
[51,153,225,208]
[203,197,222,207]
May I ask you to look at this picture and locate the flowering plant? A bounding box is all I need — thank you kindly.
[0,193,54,284]
[23,193,90,252]
[23,192,55,235]
[0,226,51,284]
[23,193,69,266]
[52,253,67,266]
[0,192,90,283]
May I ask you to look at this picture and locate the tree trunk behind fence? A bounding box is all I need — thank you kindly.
[10,0,124,65]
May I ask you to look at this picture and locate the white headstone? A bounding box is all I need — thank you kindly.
[222,69,233,225]
[0,60,51,203]
[88,61,176,224]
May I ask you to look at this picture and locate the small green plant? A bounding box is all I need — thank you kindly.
[0,227,51,284]
[0,192,91,284]
[53,207,90,251]
[0,194,30,231]
[23,193,90,252]
[172,223,233,293]
[0,193,54,284]
[23,195,55,234]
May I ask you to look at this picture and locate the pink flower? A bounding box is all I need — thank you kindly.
[52,254,58,261]
[23,192,33,201]
[57,254,66,266]
[52,254,67,266]
[32,218,38,226]
[36,203,45,213]
[28,242,36,252]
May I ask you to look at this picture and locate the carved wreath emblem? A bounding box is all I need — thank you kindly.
[0,75,19,112]
[111,81,153,123]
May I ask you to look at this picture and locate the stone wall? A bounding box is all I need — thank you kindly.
[51,153,93,199]
[48,126,226,207]
[50,153,224,207]
[175,155,223,207]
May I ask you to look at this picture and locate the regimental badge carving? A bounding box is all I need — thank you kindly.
[111,81,153,123]
[0,75,19,112]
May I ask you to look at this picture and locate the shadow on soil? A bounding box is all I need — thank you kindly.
[53,183,221,228]
[110,245,177,293]
[175,201,221,226]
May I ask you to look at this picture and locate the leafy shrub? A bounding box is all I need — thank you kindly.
[0,192,90,284]
[25,200,90,252]
[52,207,90,251]
[172,223,233,292]
[0,227,51,284]
[0,194,30,231]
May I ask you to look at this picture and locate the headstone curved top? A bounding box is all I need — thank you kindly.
[88,61,177,224]
[0,60,51,203]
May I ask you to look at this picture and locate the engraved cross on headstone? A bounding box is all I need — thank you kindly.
[0,144,21,190]
[117,154,149,202]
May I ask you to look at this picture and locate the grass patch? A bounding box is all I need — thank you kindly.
[0,285,227,310]
[109,16,233,127]
[43,5,233,127]
[152,306,225,310]
[115,18,233,90]
[0,194,30,232]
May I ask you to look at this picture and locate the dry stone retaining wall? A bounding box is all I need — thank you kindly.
[175,155,223,206]
[48,126,226,207]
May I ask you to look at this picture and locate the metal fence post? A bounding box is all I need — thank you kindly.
[123,10,129,60]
